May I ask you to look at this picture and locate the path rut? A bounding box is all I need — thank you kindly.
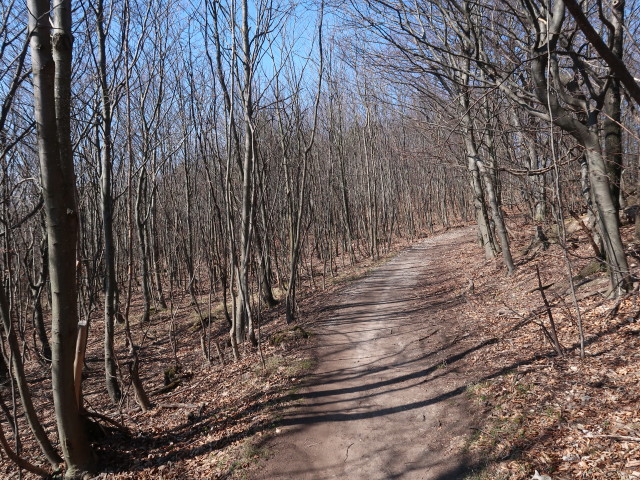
[256,228,481,480]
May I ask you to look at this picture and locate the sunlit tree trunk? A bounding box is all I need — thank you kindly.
[28,0,95,476]
[603,0,624,213]
[96,0,121,404]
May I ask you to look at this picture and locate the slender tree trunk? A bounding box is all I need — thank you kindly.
[477,156,515,273]
[513,113,546,223]
[338,152,356,264]
[256,172,278,307]
[256,227,277,306]
[462,123,495,259]
[182,156,200,307]
[96,0,121,404]
[150,200,167,309]
[282,8,323,323]
[458,69,496,259]
[31,232,52,363]
[0,279,60,468]
[136,170,152,323]
[236,0,256,345]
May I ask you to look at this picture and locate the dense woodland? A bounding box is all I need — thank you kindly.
[1,0,640,478]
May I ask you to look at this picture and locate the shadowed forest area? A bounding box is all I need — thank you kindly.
[1,0,640,478]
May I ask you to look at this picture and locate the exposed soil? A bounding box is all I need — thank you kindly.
[252,227,486,480]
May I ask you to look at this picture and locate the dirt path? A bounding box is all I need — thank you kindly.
[255,228,484,480]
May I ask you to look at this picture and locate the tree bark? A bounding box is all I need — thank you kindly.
[96,0,121,404]
[603,0,625,213]
[585,135,629,293]
[235,0,256,345]
[0,278,60,468]
[461,107,495,259]
[563,0,640,107]
[28,0,96,476]
[528,6,630,294]
[31,231,52,363]
[135,169,152,323]
[476,155,515,273]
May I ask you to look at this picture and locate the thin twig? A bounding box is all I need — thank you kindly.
[585,432,640,442]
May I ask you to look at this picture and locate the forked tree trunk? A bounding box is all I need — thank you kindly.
[528,5,629,295]
[463,132,495,259]
[234,0,257,346]
[584,138,629,294]
[28,0,96,476]
[477,155,515,274]
[458,74,496,260]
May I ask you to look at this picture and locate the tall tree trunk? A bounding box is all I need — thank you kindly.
[150,199,167,309]
[28,0,96,476]
[603,0,624,213]
[585,135,629,293]
[529,7,629,295]
[477,155,515,273]
[136,169,152,323]
[461,115,495,259]
[338,151,356,264]
[459,65,496,259]
[236,0,256,345]
[96,0,121,404]
[513,112,546,223]
[479,117,515,273]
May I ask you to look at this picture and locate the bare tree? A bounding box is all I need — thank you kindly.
[27,0,95,476]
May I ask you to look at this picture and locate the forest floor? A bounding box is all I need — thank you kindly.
[3,216,640,480]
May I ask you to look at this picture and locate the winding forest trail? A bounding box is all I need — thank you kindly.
[256,228,485,480]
